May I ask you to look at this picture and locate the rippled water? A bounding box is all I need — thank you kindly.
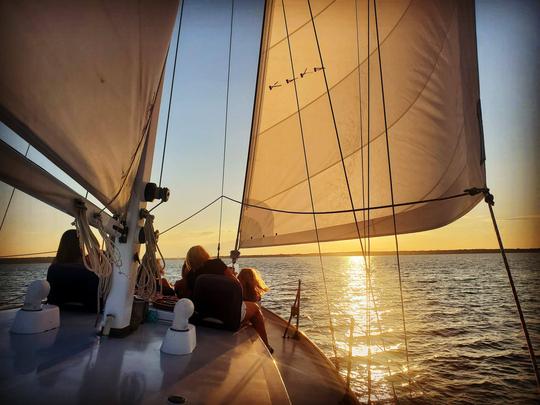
[1,253,539,404]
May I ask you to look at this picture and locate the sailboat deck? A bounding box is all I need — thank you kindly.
[0,308,290,404]
[263,308,358,405]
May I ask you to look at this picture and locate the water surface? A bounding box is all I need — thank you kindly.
[1,253,539,403]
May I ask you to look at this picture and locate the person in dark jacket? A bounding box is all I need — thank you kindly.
[180,245,273,352]
[46,229,99,312]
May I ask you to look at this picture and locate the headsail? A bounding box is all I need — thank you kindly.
[238,0,486,248]
[0,0,179,216]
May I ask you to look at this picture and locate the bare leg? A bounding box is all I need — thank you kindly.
[244,301,272,352]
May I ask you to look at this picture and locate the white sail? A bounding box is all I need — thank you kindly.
[0,0,179,216]
[0,139,117,233]
[238,0,486,248]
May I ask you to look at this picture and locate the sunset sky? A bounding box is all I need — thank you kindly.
[0,0,538,258]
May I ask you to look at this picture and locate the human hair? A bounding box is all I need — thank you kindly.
[185,245,210,272]
[54,229,83,264]
[238,268,269,302]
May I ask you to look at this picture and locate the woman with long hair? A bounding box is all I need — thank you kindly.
[237,268,269,303]
[181,245,273,352]
[53,229,83,264]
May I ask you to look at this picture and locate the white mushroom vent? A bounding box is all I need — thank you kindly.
[160,298,196,355]
[11,280,60,334]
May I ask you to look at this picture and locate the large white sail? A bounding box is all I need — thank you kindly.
[0,139,117,233]
[239,0,486,248]
[0,0,179,216]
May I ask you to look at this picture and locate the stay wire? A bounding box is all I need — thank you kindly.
[0,144,31,233]
[0,250,57,259]
[160,196,222,236]
[354,0,367,246]
[217,0,235,259]
[354,1,397,398]
[158,0,185,188]
[281,0,339,371]
[157,190,471,241]
[366,0,374,400]
[234,0,269,253]
[486,196,540,389]
[224,188,471,215]
[307,0,371,388]
[373,0,411,390]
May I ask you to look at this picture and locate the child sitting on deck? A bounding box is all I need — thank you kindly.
[238,268,269,303]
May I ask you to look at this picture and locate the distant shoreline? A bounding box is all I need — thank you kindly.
[1,248,538,264]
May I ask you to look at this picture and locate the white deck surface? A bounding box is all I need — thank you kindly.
[0,308,290,404]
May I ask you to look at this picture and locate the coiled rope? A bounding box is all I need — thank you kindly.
[136,211,166,300]
[74,204,116,313]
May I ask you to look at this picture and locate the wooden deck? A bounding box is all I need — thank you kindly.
[263,308,359,405]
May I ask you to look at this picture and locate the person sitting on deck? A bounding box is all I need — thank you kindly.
[183,245,273,353]
[46,229,99,312]
[174,262,192,299]
[157,261,175,296]
[237,267,269,303]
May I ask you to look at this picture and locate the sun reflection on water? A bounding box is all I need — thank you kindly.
[342,255,412,403]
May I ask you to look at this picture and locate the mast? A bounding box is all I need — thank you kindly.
[102,68,167,335]
[102,138,157,334]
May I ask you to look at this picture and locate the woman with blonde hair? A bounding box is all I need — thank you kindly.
[238,268,269,303]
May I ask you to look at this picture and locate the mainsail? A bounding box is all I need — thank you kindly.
[0,0,179,216]
[239,0,486,248]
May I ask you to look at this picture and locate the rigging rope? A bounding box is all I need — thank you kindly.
[136,212,166,300]
[217,0,236,259]
[0,250,57,259]
[97,50,168,216]
[158,0,185,188]
[373,0,412,390]
[281,0,340,370]
[157,191,475,240]
[234,0,269,254]
[74,203,115,314]
[160,196,222,236]
[223,192,471,216]
[0,144,31,233]
[366,0,374,398]
[306,0,377,391]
